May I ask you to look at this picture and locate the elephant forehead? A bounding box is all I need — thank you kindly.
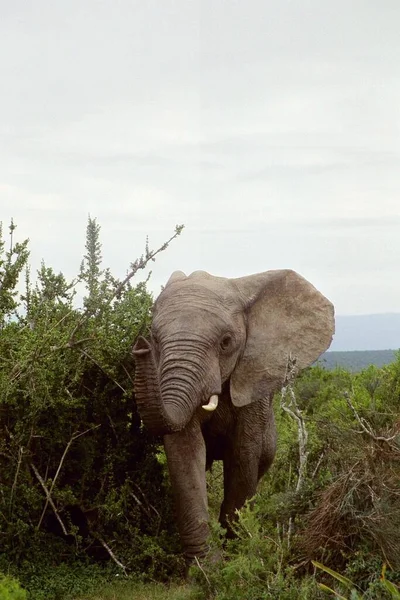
[155,281,237,312]
[154,311,220,336]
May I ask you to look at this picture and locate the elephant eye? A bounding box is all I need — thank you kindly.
[220,335,233,352]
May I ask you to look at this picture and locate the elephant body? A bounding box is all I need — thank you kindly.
[133,269,334,561]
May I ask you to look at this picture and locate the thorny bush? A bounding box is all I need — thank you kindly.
[0,219,184,598]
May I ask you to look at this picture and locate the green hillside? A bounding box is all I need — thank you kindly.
[318,349,397,371]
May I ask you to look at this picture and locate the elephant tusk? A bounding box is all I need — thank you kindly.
[202,394,219,412]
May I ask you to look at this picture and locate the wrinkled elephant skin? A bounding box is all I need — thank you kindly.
[133,269,335,562]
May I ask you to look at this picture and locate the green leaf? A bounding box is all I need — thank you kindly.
[382,580,400,599]
[312,561,356,590]
[317,582,349,599]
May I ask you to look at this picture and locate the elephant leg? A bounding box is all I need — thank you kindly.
[219,400,277,535]
[163,419,209,561]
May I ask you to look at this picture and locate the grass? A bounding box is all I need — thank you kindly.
[75,580,200,600]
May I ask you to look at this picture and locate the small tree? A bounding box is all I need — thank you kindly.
[79,216,104,312]
[0,218,184,599]
[0,220,29,325]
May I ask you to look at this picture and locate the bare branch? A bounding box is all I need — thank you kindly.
[133,483,161,521]
[37,425,100,530]
[121,362,134,386]
[195,556,212,588]
[49,337,95,353]
[312,451,326,479]
[79,348,126,393]
[113,225,184,301]
[344,391,399,445]
[9,446,24,514]
[280,355,309,545]
[68,225,184,344]
[31,462,68,536]
[130,485,162,535]
[281,356,309,495]
[96,535,128,576]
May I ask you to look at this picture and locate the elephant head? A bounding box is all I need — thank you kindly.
[133,269,334,436]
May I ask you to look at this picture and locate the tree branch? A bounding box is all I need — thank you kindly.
[37,425,100,530]
[344,390,399,445]
[280,355,309,545]
[195,556,212,589]
[112,225,184,301]
[68,224,184,344]
[281,356,309,495]
[96,535,128,576]
[9,446,24,514]
[31,462,68,536]
[79,349,126,393]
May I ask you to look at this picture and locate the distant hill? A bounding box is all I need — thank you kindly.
[331,314,400,351]
[317,349,397,372]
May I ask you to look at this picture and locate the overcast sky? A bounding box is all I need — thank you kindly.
[1,0,400,316]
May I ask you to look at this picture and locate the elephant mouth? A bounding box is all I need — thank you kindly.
[202,394,219,412]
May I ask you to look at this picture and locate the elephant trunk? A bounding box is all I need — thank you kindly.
[133,336,218,436]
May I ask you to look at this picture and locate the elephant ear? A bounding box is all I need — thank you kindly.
[230,270,335,407]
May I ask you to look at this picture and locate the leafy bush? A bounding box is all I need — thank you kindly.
[0,219,184,598]
[190,505,320,600]
[0,573,27,600]
[191,361,400,599]
[2,218,400,600]
[313,561,400,599]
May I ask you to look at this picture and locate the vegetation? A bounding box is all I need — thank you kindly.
[0,218,399,599]
[0,573,27,600]
[0,218,185,599]
[186,360,400,600]
[319,350,397,372]
[312,562,400,599]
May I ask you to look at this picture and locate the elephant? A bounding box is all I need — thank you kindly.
[133,269,334,562]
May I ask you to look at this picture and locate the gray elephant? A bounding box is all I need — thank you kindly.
[133,269,334,562]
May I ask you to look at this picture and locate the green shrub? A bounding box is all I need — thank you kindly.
[192,359,400,599]
[189,503,320,599]
[0,219,184,599]
[0,574,27,600]
[313,561,400,599]
[2,217,400,600]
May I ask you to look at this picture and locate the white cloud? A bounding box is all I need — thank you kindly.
[1,0,400,315]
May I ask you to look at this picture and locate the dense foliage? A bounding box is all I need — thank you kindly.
[193,363,400,599]
[0,219,399,600]
[0,219,184,599]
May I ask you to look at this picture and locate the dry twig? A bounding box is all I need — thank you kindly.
[113,226,183,300]
[37,425,100,530]
[31,462,68,536]
[68,225,184,345]
[9,446,24,513]
[96,535,128,576]
[344,390,399,446]
[312,451,325,478]
[79,348,126,393]
[195,556,211,588]
[280,355,309,544]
